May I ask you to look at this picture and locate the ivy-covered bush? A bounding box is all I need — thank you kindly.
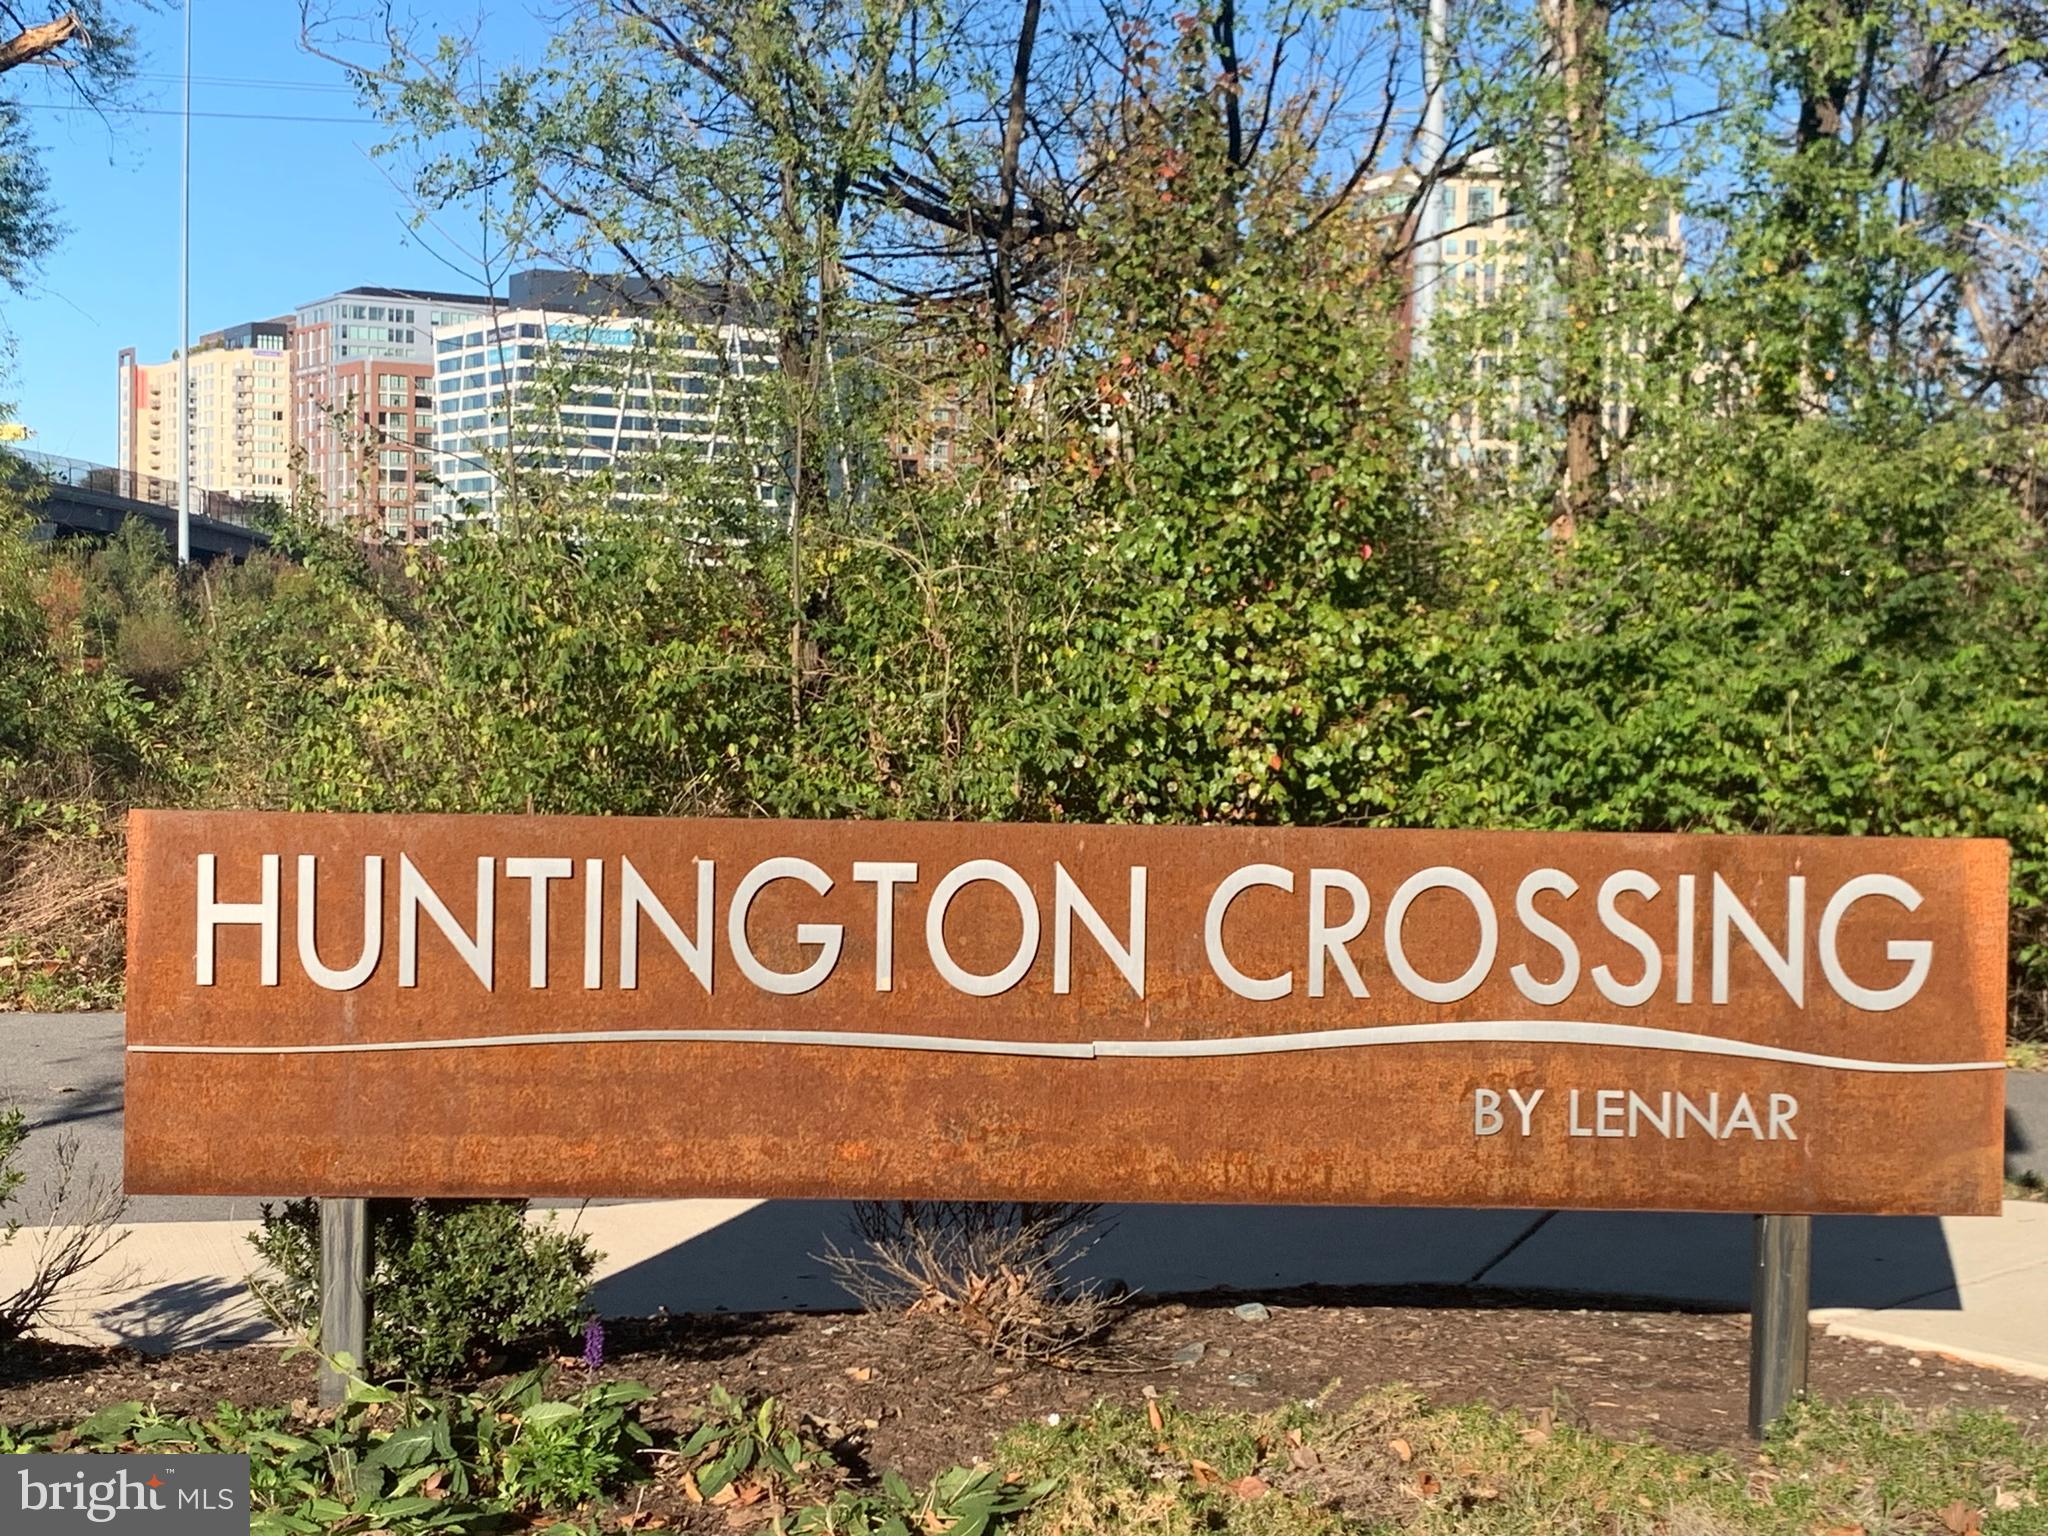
[250,1198,598,1381]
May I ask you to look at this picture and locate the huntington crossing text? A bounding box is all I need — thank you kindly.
[191,849,1933,1013]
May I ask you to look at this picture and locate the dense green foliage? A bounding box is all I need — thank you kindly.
[249,1199,598,1381]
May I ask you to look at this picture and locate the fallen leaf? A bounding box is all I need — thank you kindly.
[1937,1501,1981,1535]
[1147,1399,1164,1433]
[1230,1475,1270,1500]
[846,1366,875,1383]
[1190,1459,1222,1486]
[708,1483,738,1507]
[1390,1438,1413,1463]
[1416,1472,1442,1498]
[679,1471,703,1505]
[1815,1525,1865,1536]
[1995,1491,2022,1512]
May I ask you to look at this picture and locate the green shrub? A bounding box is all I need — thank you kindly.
[0,1367,653,1533]
[249,1198,598,1381]
[108,606,199,697]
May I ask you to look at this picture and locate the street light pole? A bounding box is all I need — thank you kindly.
[1411,0,1448,362]
[176,0,192,567]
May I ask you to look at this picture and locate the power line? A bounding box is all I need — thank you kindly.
[18,101,374,125]
[130,70,359,94]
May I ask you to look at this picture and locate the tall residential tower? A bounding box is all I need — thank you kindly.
[292,285,495,540]
[116,317,294,504]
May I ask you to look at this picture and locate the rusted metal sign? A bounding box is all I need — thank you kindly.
[125,812,2008,1213]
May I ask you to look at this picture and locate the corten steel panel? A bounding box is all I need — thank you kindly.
[125,812,2009,1214]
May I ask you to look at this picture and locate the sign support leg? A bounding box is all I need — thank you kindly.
[317,1198,371,1409]
[1748,1212,1811,1437]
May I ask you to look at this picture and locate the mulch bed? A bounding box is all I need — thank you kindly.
[2,1287,2044,1485]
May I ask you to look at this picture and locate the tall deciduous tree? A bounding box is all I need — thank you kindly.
[0,6,140,293]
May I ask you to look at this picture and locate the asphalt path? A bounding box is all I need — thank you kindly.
[0,1012,275,1223]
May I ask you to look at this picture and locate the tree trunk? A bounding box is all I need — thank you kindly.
[991,0,1044,373]
[1772,0,1866,415]
[1554,0,1611,535]
[777,159,829,730]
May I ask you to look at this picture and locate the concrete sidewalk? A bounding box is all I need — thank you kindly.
[7,1197,2045,1381]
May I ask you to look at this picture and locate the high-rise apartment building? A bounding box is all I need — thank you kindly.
[292,285,494,541]
[1367,150,1683,458]
[115,347,175,504]
[429,273,771,524]
[117,318,295,504]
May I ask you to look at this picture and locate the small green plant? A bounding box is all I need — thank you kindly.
[670,1389,1052,1536]
[0,1366,652,1534]
[489,1372,653,1509]
[677,1385,839,1503]
[249,1198,598,1380]
[790,1466,1057,1536]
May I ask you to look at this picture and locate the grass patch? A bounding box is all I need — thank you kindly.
[2,1377,2044,1532]
[0,824,124,1011]
[2012,1042,2048,1073]
[2008,1172,2048,1203]
[994,1394,2048,1536]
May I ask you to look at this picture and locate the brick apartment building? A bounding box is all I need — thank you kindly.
[292,285,494,541]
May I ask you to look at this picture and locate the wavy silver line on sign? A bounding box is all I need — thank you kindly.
[125,1020,2004,1073]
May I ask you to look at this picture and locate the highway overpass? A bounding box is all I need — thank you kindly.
[9,450,273,563]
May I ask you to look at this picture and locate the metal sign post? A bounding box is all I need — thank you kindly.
[317,1199,370,1409]
[1748,1213,1813,1436]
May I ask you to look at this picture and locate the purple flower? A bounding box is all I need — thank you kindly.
[582,1318,605,1371]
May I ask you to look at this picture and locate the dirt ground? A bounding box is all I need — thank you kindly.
[1,1287,2044,1482]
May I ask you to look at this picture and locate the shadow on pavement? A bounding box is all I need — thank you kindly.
[29,1078,123,1133]
[97,1276,271,1355]
[593,1202,1964,1320]
[2009,1072,2048,1182]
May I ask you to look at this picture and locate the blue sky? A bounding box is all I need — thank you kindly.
[3,2,544,463]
